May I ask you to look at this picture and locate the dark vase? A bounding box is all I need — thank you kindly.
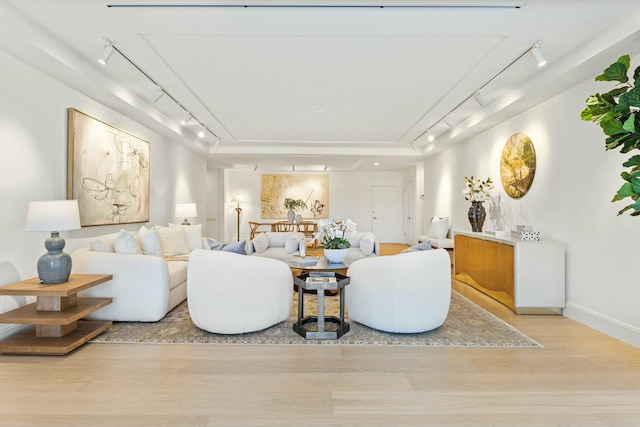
[468,201,486,232]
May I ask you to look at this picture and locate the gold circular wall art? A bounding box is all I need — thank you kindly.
[500,132,536,199]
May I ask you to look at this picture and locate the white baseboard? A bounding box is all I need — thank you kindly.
[563,303,640,349]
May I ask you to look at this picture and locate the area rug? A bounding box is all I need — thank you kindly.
[90,290,542,348]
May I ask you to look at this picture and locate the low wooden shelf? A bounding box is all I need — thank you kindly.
[0,274,112,355]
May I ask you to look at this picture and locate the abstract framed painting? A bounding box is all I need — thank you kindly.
[260,174,329,219]
[67,108,150,226]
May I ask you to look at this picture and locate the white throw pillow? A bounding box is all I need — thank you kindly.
[170,223,203,251]
[285,235,301,254]
[155,225,191,257]
[428,217,449,239]
[114,230,142,254]
[252,233,269,254]
[137,225,163,256]
[359,232,375,256]
[89,239,115,253]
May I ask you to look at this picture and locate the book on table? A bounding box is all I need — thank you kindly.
[290,255,318,265]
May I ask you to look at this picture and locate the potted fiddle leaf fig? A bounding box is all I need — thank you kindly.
[581,54,640,216]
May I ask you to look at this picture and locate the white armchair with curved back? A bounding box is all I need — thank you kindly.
[345,249,451,333]
[187,249,293,334]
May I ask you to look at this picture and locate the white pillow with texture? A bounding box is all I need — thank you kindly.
[428,217,449,239]
[155,225,191,256]
[137,225,163,256]
[169,223,203,251]
[359,232,376,256]
[252,233,269,254]
[114,230,142,254]
[285,235,301,254]
[89,239,115,253]
[346,232,364,248]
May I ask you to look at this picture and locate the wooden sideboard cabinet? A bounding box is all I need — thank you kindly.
[454,231,565,314]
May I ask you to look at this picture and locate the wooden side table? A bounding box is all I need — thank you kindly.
[0,274,113,355]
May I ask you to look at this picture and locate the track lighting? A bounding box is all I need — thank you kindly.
[98,43,115,65]
[97,39,220,144]
[214,137,220,148]
[443,116,452,128]
[531,40,546,67]
[153,87,164,103]
[410,141,416,151]
[473,92,485,107]
[254,165,258,171]
[323,165,328,171]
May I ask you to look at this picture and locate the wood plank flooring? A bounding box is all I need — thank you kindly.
[0,245,638,426]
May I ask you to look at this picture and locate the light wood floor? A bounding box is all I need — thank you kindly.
[1,245,639,426]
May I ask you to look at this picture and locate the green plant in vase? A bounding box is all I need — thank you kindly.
[581,54,640,216]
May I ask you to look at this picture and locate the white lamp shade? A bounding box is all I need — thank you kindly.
[26,200,81,232]
[230,194,244,203]
[175,203,197,218]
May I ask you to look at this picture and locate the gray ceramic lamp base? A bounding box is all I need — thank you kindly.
[37,232,72,284]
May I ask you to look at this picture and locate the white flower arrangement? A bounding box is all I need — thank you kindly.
[463,176,494,202]
[314,219,357,249]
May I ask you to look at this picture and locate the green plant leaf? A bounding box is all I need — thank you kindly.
[614,182,635,199]
[619,87,640,110]
[631,176,640,194]
[621,135,640,153]
[623,155,640,168]
[601,119,625,136]
[596,56,629,83]
[622,114,636,132]
[634,65,640,81]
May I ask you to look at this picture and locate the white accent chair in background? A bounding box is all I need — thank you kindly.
[345,249,451,333]
[187,250,293,334]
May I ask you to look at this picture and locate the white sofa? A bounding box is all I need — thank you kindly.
[188,250,293,334]
[69,224,205,322]
[345,249,451,333]
[249,231,305,261]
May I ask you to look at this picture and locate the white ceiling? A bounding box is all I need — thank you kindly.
[2,0,640,171]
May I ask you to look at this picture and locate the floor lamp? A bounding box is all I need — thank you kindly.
[231,194,244,241]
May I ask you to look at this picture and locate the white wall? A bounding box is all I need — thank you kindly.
[424,55,640,348]
[223,169,404,242]
[0,50,207,312]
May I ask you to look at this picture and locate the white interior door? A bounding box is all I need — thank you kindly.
[371,185,402,243]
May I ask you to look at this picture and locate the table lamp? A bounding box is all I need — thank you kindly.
[26,200,81,284]
[175,203,197,225]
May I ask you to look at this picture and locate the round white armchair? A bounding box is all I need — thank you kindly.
[345,249,451,333]
[187,249,293,334]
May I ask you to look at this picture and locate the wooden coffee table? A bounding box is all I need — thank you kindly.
[0,274,112,355]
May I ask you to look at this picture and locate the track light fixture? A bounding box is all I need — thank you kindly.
[411,39,547,146]
[97,39,219,144]
[531,40,546,67]
[214,137,220,148]
[254,165,258,171]
[410,141,416,151]
[98,42,115,65]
